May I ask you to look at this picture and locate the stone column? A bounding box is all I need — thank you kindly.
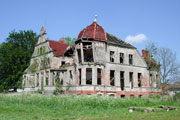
[44,71,46,86]
[35,73,37,87]
[80,43,84,63]
[92,67,97,85]
[134,72,138,88]
[115,71,120,87]
[101,69,105,85]
[81,67,86,85]
[49,70,51,86]
[39,73,41,87]
[105,68,110,86]
[125,71,129,88]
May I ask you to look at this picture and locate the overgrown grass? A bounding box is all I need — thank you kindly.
[0,94,179,120]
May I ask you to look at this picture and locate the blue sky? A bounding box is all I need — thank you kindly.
[0,0,180,59]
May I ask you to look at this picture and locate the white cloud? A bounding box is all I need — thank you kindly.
[125,33,147,44]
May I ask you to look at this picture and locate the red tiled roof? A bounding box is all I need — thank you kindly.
[77,21,107,41]
[49,40,69,56]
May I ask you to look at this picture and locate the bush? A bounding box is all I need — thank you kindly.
[173,92,180,102]
[0,85,4,92]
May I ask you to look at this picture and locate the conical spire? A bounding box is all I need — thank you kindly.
[40,25,46,35]
[38,25,47,44]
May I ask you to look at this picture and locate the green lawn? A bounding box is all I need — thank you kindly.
[0,94,179,120]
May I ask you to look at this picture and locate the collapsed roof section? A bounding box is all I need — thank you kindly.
[77,21,136,49]
[49,40,69,56]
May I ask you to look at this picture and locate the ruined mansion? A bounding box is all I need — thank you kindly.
[23,20,161,97]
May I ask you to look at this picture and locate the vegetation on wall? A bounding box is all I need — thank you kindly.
[40,56,50,70]
[144,50,160,71]
[53,74,64,95]
[28,62,36,73]
[37,46,46,56]
[0,30,38,91]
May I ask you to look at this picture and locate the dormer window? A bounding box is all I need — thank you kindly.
[120,53,124,64]
[110,51,115,62]
[129,54,133,65]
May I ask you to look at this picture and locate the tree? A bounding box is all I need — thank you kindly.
[145,41,158,58]
[157,47,180,84]
[146,42,180,94]
[0,30,38,91]
[64,37,76,46]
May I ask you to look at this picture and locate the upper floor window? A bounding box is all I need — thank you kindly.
[120,53,124,64]
[77,49,82,63]
[110,51,115,62]
[83,42,93,62]
[129,54,133,65]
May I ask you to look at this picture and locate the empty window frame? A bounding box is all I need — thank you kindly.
[110,51,115,62]
[138,73,142,87]
[120,71,125,91]
[36,73,39,86]
[83,42,93,62]
[79,69,81,85]
[86,68,92,85]
[129,72,133,89]
[129,54,133,65]
[121,95,125,98]
[77,49,82,63]
[97,68,102,85]
[150,74,152,85]
[60,79,63,85]
[61,61,65,66]
[69,70,73,80]
[110,70,115,86]
[120,53,124,64]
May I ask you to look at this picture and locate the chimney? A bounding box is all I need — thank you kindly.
[142,49,149,59]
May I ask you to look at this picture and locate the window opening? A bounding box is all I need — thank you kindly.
[86,68,92,85]
[138,73,142,87]
[129,72,133,89]
[120,71,125,90]
[110,51,115,62]
[97,68,102,85]
[83,42,93,62]
[129,54,133,65]
[110,70,115,86]
[120,53,124,64]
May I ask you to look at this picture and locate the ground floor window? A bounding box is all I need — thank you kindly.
[138,73,142,87]
[97,68,102,85]
[120,71,124,90]
[86,68,92,85]
[129,72,133,89]
[110,70,115,86]
[79,69,81,85]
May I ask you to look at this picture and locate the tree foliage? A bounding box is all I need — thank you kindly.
[157,47,180,84]
[146,42,180,93]
[0,30,38,91]
[64,37,76,46]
